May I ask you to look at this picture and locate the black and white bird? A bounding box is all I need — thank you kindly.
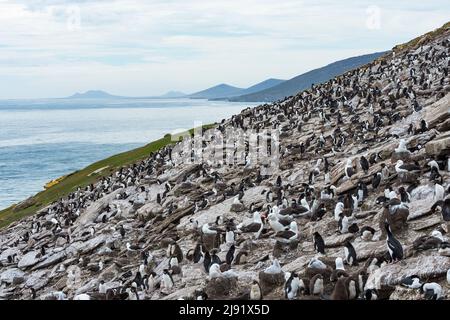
[400,275,422,289]
[395,160,421,173]
[313,231,325,254]
[360,226,376,241]
[285,272,301,300]
[162,269,174,289]
[250,280,263,300]
[344,241,357,266]
[420,282,442,300]
[372,172,382,189]
[344,159,354,179]
[385,221,404,262]
[226,244,235,265]
[360,156,369,174]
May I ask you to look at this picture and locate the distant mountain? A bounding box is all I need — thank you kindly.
[67,90,125,99]
[188,84,244,99]
[211,78,285,101]
[229,52,387,102]
[159,91,186,98]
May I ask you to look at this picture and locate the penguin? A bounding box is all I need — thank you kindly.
[309,274,324,296]
[363,289,378,300]
[203,251,211,272]
[308,258,327,270]
[226,244,235,265]
[346,278,358,300]
[335,257,345,271]
[167,241,184,263]
[360,226,376,241]
[119,225,125,239]
[344,159,354,179]
[330,277,349,300]
[285,272,301,300]
[385,221,404,262]
[193,242,204,263]
[313,231,326,254]
[264,259,282,274]
[225,227,235,246]
[338,214,349,234]
[210,249,221,266]
[395,160,421,173]
[344,241,357,266]
[360,156,369,174]
[372,172,382,189]
[208,263,222,279]
[235,250,248,265]
[420,283,442,300]
[162,269,174,289]
[249,280,263,300]
[398,187,411,203]
[400,275,422,289]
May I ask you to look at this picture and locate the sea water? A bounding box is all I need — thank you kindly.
[0,98,259,210]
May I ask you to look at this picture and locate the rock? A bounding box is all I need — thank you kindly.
[366,255,449,289]
[137,202,163,221]
[75,278,98,295]
[409,216,441,231]
[31,251,66,270]
[379,207,408,235]
[18,251,41,269]
[397,172,419,184]
[25,270,49,290]
[230,203,246,212]
[0,268,25,284]
[76,189,123,227]
[201,233,221,251]
[305,267,332,280]
[389,286,423,300]
[425,133,450,156]
[323,233,354,248]
[66,235,106,256]
[205,277,238,298]
[258,271,285,295]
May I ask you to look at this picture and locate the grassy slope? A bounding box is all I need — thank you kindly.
[0,125,215,228]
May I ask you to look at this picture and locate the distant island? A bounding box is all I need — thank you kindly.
[67,90,126,99]
[66,90,186,100]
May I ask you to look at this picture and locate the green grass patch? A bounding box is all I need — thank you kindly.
[0,123,216,229]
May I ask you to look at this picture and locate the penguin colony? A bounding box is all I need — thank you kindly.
[0,24,449,300]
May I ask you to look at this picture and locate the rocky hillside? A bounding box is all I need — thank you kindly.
[0,24,449,300]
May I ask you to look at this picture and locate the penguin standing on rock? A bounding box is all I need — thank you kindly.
[313,232,326,254]
[385,221,403,262]
[344,241,357,266]
[226,244,235,265]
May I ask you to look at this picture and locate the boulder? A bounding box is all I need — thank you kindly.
[205,277,238,298]
[18,251,41,269]
[31,251,67,270]
[24,270,49,290]
[365,255,449,289]
[0,268,25,285]
[258,271,285,295]
[137,202,163,221]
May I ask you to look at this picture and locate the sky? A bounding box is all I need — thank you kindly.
[0,0,449,99]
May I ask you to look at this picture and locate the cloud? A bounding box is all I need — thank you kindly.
[0,0,449,98]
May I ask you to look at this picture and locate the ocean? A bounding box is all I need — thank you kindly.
[0,98,259,210]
